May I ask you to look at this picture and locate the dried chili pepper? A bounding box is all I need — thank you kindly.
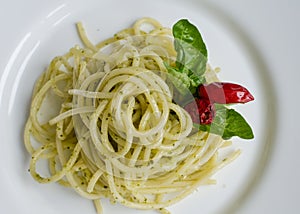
[184,82,254,125]
[184,98,215,125]
[198,82,254,104]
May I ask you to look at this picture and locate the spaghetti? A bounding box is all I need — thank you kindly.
[24,17,240,214]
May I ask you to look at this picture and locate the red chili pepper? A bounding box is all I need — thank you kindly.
[184,98,215,125]
[198,82,254,104]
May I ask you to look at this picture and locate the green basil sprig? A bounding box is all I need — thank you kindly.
[166,19,254,140]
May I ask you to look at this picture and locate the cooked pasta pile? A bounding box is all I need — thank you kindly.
[24,17,240,214]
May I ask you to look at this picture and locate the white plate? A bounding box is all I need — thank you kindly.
[0,0,299,213]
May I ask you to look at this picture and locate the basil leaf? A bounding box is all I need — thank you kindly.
[173,19,208,77]
[165,19,208,95]
[222,109,254,139]
[164,63,191,95]
[196,105,254,140]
